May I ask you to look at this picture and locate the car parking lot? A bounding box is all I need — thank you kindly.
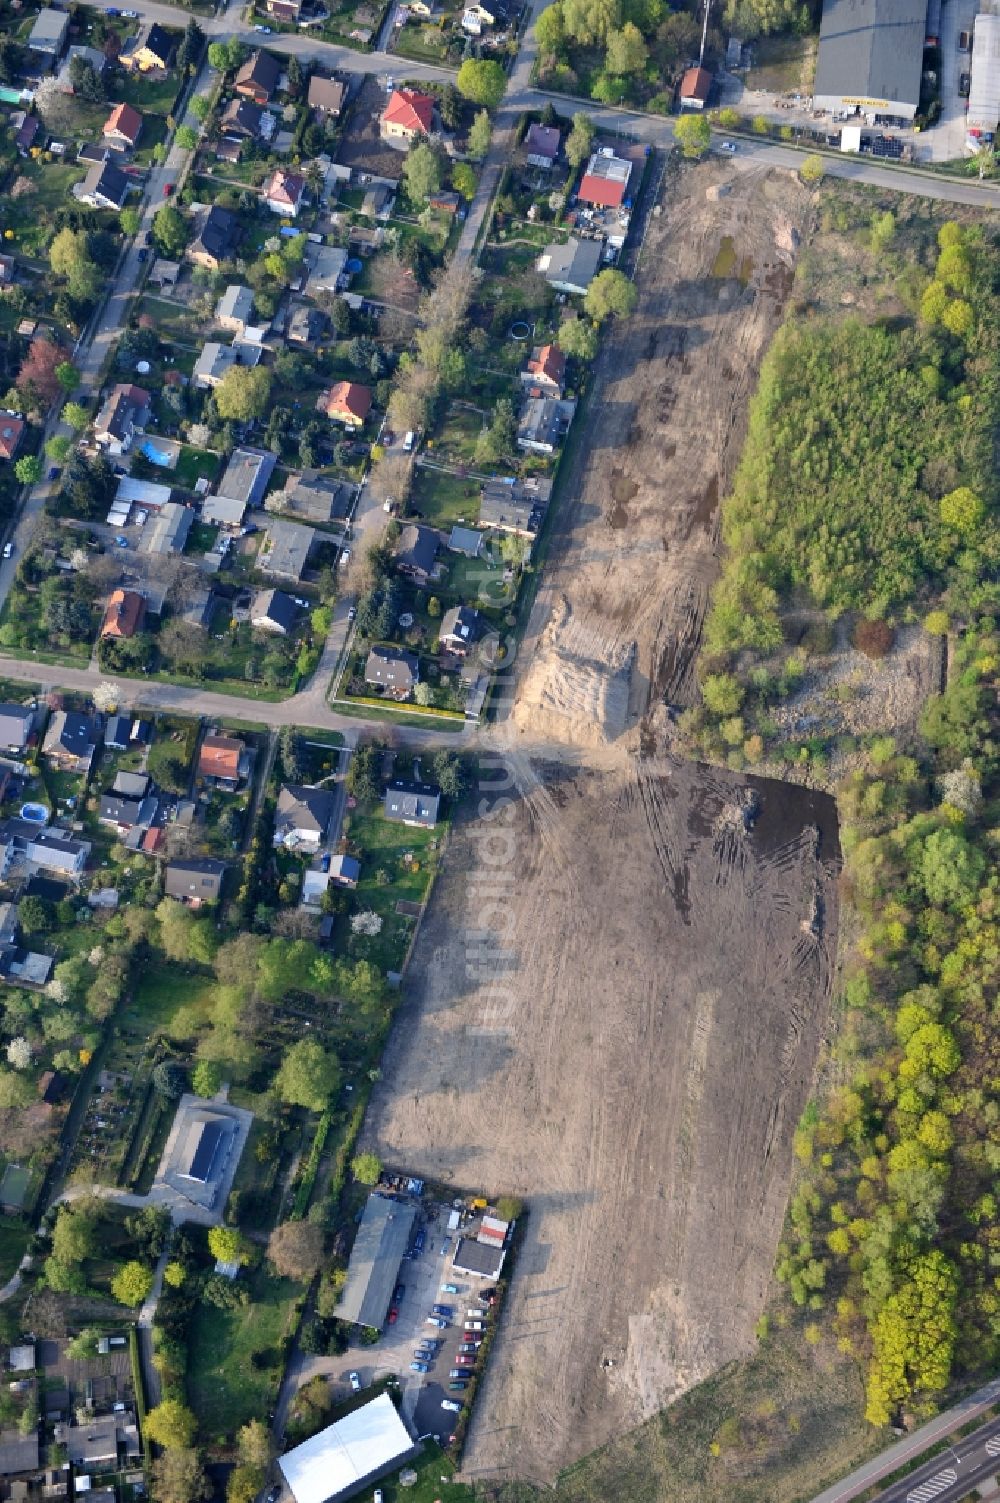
[334,1199,494,1441]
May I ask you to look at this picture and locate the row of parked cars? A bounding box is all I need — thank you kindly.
[411,1286,498,1412]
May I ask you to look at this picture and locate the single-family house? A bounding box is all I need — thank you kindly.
[199,734,247,787]
[330,853,360,887]
[140,502,192,555]
[448,525,483,557]
[0,418,25,462]
[98,789,156,834]
[235,50,281,105]
[164,859,227,906]
[193,341,240,389]
[266,0,302,18]
[319,381,372,429]
[521,343,566,396]
[214,446,276,515]
[365,645,419,699]
[261,519,315,582]
[94,383,150,454]
[42,711,101,774]
[0,705,34,752]
[56,44,106,93]
[679,64,712,109]
[220,97,264,139]
[14,116,40,156]
[27,8,69,57]
[78,159,129,210]
[304,242,348,296]
[462,0,508,31]
[105,714,131,750]
[307,74,346,116]
[251,589,299,635]
[479,475,551,536]
[362,184,396,220]
[578,150,632,208]
[100,588,146,640]
[288,305,326,345]
[537,236,602,295]
[524,122,560,168]
[518,396,577,454]
[121,22,175,72]
[215,285,255,333]
[0,820,90,879]
[188,205,242,271]
[264,168,306,217]
[394,523,438,584]
[273,784,337,849]
[383,779,441,829]
[102,102,143,150]
[281,471,353,523]
[0,1428,39,1477]
[380,88,434,144]
[439,604,484,655]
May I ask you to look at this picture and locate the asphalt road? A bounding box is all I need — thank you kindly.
[809,1376,1000,1503]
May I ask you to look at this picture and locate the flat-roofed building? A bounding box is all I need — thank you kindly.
[814,0,928,120]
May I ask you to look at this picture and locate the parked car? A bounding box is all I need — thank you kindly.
[374,1493,383,1503]
[432,1304,452,1317]
[959,71,971,96]
[414,1347,434,1361]
[320,853,331,873]
[388,1307,398,1324]
[440,1283,459,1294]
[349,1372,361,1391]
[409,1361,429,1374]
[466,1309,485,1319]
[448,1381,468,1392]
[720,140,737,152]
[426,1316,448,1329]
[1,543,12,560]
[265,1488,280,1503]
[393,1283,406,1302]
[413,1231,426,1255]
[137,247,148,261]
[115,535,129,548]
[464,1321,485,1332]
[441,1400,461,1412]
[456,1355,475,1367]
[163,182,175,197]
[459,1344,479,1355]
[348,605,357,622]
[448,1369,465,1379]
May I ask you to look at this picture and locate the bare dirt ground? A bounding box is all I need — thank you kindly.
[364,161,843,1483]
[368,757,840,1481]
[509,160,812,750]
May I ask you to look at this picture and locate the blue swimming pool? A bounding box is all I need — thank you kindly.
[141,440,172,466]
[19,802,49,825]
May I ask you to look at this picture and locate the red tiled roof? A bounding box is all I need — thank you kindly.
[104,101,142,142]
[265,169,305,207]
[0,418,25,461]
[680,65,711,102]
[325,381,372,422]
[527,343,565,386]
[381,88,434,134]
[578,171,626,208]
[199,734,243,779]
[101,588,146,640]
[142,826,164,853]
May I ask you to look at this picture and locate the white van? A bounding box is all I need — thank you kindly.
[402,430,415,453]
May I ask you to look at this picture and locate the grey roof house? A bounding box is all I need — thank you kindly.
[393,523,438,584]
[480,476,551,535]
[42,710,101,772]
[337,1192,419,1329]
[365,646,418,699]
[164,859,227,905]
[439,604,484,656]
[262,520,315,581]
[215,446,276,511]
[215,284,255,333]
[78,159,129,210]
[0,704,33,751]
[251,589,299,635]
[383,780,441,829]
[273,785,337,849]
[140,502,192,555]
[517,397,577,455]
[27,8,69,56]
[537,236,602,295]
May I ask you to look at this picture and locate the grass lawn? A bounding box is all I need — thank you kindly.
[0,1216,29,1284]
[746,34,817,93]
[136,294,204,346]
[121,966,218,1040]
[379,1442,473,1503]
[119,71,182,116]
[5,163,88,258]
[410,466,483,532]
[426,406,486,467]
[187,1269,301,1443]
[340,800,443,970]
[173,444,221,489]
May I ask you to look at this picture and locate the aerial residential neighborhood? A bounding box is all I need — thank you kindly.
[0,0,994,1498]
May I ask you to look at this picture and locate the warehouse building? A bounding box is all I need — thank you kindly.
[813,0,929,121]
[338,1194,418,1329]
[278,1394,416,1503]
[968,9,1000,134]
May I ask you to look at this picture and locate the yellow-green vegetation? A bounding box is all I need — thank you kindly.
[774,626,1000,1423]
[689,220,999,763]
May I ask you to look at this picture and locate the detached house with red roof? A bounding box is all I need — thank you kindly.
[103,102,143,150]
[380,88,434,145]
[318,382,372,430]
[679,65,712,109]
[264,169,306,217]
[578,149,632,209]
[521,343,566,397]
[0,418,25,462]
[100,588,146,640]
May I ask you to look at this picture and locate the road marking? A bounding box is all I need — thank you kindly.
[986,1435,1000,1457]
[907,1469,958,1503]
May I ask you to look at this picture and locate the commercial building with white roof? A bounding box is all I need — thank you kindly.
[278,1393,416,1503]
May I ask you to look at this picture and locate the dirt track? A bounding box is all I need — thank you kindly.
[365,161,838,1481]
